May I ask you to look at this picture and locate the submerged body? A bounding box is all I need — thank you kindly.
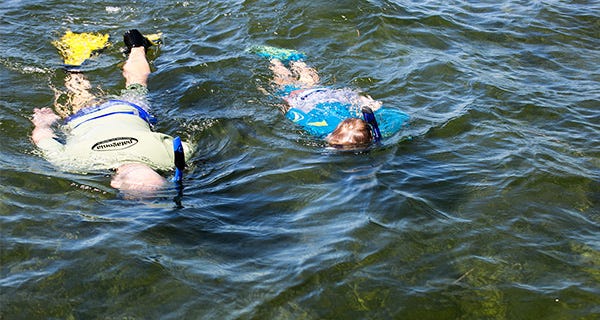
[36,98,193,173]
[257,49,409,147]
[32,29,191,194]
[283,87,409,139]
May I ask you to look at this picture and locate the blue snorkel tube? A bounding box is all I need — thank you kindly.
[172,137,185,208]
[172,136,185,184]
[361,107,382,143]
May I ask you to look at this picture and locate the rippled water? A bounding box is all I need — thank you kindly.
[1,1,599,319]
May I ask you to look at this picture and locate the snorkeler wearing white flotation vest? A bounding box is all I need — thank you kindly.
[251,45,409,148]
[31,29,192,194]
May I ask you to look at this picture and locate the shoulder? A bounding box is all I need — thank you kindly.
[374,107,410,136]
[375,107,409,118]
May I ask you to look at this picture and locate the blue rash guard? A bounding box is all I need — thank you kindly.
[283,87,409,138]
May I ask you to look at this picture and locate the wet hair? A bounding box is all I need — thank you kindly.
[326,118,373,147]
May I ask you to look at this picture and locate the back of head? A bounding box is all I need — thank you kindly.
[110,163,166,197]
[326,118,373,148]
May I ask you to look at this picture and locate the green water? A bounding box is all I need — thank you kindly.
[1,0,599,319]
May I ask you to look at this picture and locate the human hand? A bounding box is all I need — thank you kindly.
[359,95,382,111]
[32,107,60,128]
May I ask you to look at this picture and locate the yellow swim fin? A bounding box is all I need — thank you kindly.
[52,30,110,66]
[144,32,163,46]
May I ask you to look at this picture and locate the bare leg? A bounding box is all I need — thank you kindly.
[269,59,320,87]
[122,46,150,87]
[269,59,320,89]
[290,61,319,87]
[114,43,166,194]
[51,72,97,117]
[65,73,96,114]
[269,59,295,87]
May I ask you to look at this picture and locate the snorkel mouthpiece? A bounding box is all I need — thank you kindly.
[173,137,185,183]
[361,107,382,143]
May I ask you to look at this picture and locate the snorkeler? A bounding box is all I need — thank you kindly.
[31,29,193,194]
[250,46,409,148]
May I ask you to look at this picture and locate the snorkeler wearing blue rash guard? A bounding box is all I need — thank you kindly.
[254,46,409,148]
[31,29,193,194]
